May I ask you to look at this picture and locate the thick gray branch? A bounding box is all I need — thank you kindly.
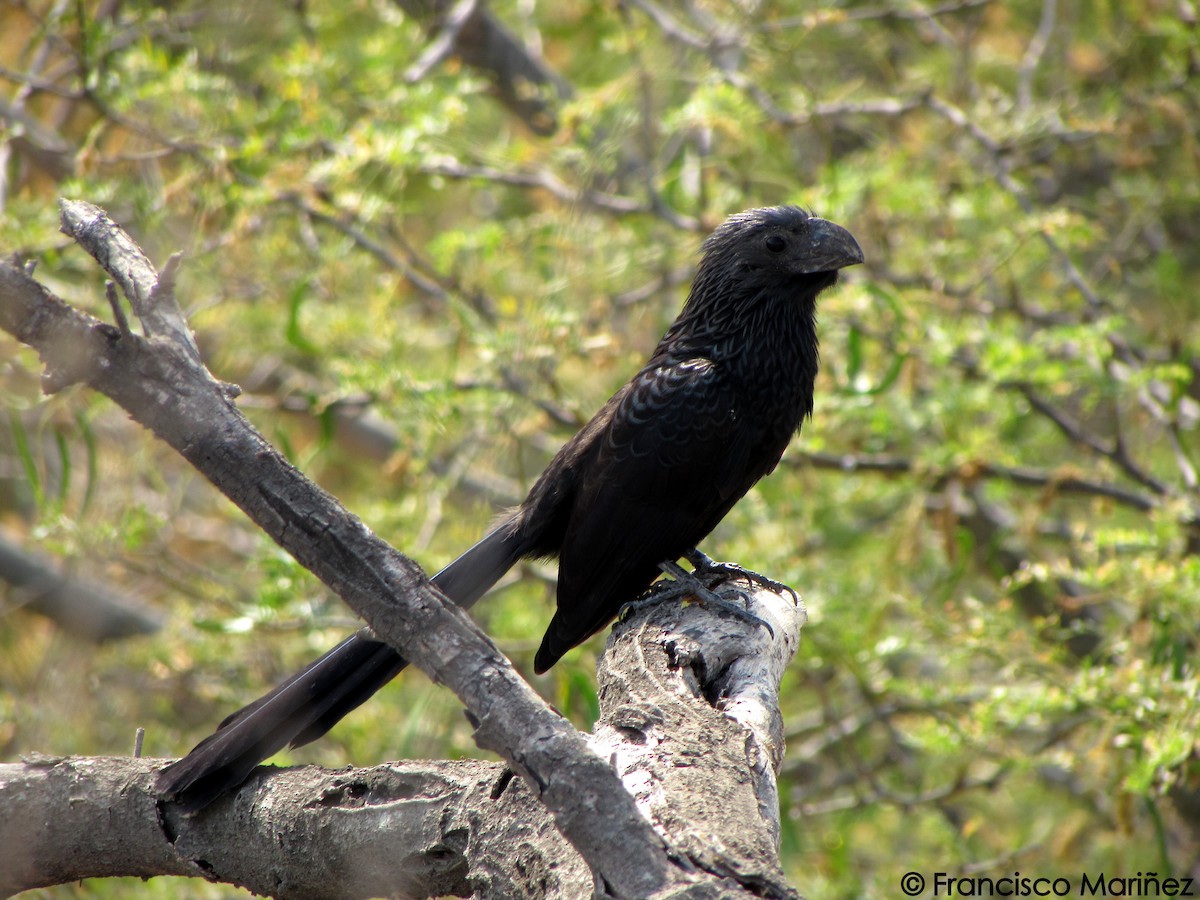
[0,583,804,899]
[595,584,804,897]
[0,756,585,898]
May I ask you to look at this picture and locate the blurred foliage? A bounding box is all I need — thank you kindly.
[2,0,1199,896]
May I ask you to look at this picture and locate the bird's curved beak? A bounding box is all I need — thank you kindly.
[795,218,864,274]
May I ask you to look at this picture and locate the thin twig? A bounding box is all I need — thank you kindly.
[1017,0,1059,111]
[104,281,130,337]
[788,449,1161,512]
[1013,382,1172,496]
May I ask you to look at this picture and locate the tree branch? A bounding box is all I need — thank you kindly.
[788,449,1161,513]
[0,581,804,898]
[0,529,160,641]
[0,755,583,898]
[394,0,572,135]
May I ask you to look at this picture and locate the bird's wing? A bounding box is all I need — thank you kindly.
[535,356,767,670]
[601,356,755,501]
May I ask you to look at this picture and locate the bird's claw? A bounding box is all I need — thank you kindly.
[684,548,793,598]
[650,558,775,638]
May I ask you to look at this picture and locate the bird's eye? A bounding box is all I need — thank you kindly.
[765,234,786,253]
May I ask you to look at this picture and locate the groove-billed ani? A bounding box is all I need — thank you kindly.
[157,206,863,810]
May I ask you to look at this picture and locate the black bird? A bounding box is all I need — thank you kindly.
[157,205,863,810]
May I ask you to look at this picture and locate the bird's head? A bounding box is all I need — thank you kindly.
[667,205,864,346]
[700,205,864,295]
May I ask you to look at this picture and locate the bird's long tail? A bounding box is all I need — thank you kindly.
[155,523,526,811]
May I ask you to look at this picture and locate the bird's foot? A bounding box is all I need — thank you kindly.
[630,558,774,638]
[617,583,677,623]
[683,548,794,599]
